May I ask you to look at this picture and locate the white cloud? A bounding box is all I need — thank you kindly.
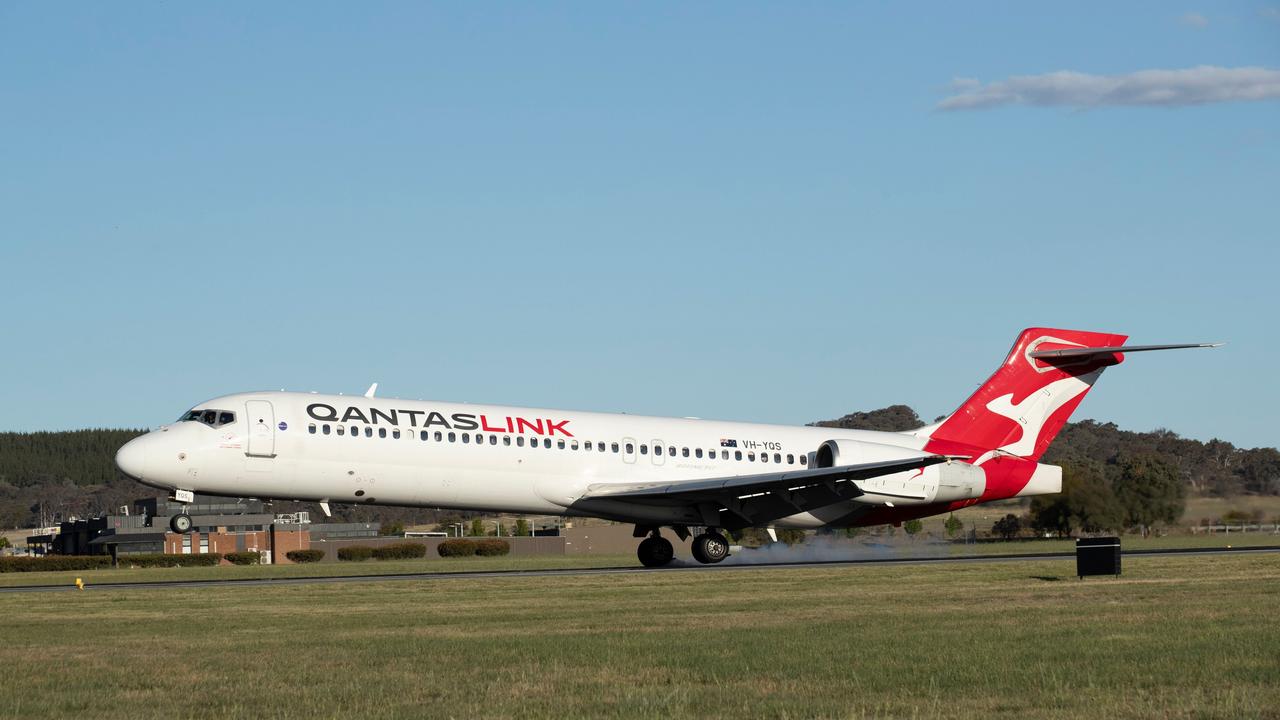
[937,66,1280,111]
[1179,12,1209,27]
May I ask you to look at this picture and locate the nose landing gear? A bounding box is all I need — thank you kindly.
[169,512,193,534]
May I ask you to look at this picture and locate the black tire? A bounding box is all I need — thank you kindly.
[692,532,730,564]
[169,512,193,534]
[637,536,674,568]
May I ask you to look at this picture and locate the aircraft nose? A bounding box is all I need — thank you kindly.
[115,436,149,481]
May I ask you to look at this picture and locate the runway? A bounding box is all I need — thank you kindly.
[2,544,1277,594]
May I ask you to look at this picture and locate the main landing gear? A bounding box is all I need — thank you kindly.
[691,531,730,564]
[637,533,674,568]
[634,527,732,567]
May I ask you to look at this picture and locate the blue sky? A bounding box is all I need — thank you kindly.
[2,2,1277,448]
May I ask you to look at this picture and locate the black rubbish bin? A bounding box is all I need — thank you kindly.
[1076,536,1121,578]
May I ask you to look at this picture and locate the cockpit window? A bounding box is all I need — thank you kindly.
[180,409,237,428]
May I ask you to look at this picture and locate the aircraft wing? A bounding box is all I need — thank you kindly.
[580,455,951,527]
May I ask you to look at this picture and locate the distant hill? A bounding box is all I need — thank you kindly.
[1,409,1276,528]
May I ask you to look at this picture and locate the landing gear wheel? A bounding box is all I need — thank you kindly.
[637,536,674,568]
[691,532,730,564]
[169,512,193,534]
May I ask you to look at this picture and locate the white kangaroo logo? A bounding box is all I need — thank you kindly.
[985,373,1099,458]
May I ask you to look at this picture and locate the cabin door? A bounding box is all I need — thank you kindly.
[245,400,277,458]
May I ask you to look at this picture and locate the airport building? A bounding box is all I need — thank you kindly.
[23,495,653,563]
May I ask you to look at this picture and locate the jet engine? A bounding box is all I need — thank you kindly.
[815,438,986,505]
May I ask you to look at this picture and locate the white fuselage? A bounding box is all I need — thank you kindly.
[116,391,933,529]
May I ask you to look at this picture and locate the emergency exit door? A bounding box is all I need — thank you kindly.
[245,400,276,457]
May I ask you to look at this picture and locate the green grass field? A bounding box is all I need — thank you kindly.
[2,553,1276,719]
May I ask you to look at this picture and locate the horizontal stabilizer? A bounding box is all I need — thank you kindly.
[1029,343,1222,360]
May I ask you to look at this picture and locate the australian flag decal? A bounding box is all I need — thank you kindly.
[720,438,738,448]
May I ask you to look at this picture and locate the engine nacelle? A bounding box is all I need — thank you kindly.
[815,438,986,505]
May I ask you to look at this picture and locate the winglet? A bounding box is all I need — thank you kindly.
[364,383,378,398]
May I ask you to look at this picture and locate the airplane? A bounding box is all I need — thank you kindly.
[114,328,1218,567]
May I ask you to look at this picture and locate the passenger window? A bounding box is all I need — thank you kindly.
[517,436,525,447]
[543,438,552,448]
[599,443,606,452]
[393,429,401,439]
[761,453,768,463]
[571,441,579,450]
[624,443,633,454]
[654,446,662,456]
[503,436,511,446]
[337,426,345,436]
[308,424,316,435]
[584,441,593,451]
[490,435,498,445]
[695,448,703,458]
[448,432,456,442]
[379,428,387,439]
[322,424,331,435]
[365,427,373,438]
[722,450,729,460]
[462,433,470,444]
[640,444,648,455]
[749,452,756,461]
[786,454,794,464]
[434,431,443,441]
[558,439,566,449]
[682,447,689,457]
[800,455,807,465]
[735,451,742,461]
[476,434,484,444]
[774,453,782,463]
[420,430,428,441]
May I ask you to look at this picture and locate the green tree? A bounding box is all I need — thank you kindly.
[515,517,530,536]
[379,520,404,536]
[0,536,10,550]
[1030,461,1123,536]
[903,519,923,539]
[991,514,1022,540]
[943,514,963,538]
[469,518,485,537]
[1113,454,1186,529]
[776,529,806,545]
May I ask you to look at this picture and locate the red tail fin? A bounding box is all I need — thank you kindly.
[923,328,1128,462]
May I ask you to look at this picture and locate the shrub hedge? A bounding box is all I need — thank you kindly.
[337,545,374,562]
[285,549,325,563]
[0,555,112,573]
[223,551,261,565]
[474,539,511,557]
[121,553,221,568]
[437,539,476,557]
[371,542,427,560]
